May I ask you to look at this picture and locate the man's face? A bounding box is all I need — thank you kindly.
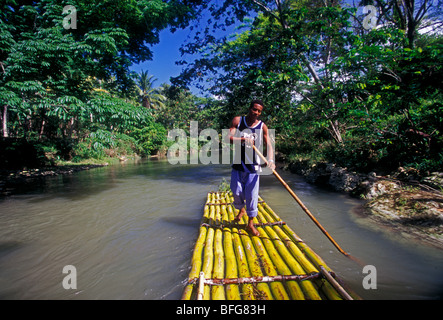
[249,103,263,119]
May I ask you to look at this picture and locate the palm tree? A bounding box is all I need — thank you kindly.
[137,70,166,110]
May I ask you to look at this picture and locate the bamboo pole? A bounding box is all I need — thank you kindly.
[181,225,207,300]
[221,196,242,300]
[211,195,225,299]
[225,193,290,300]
[197,272,205,300]
[260,198,344,299]
[223,227,242,299]
[256,210,322,300]
[228,203,255,299]
[320,266,354,300]
[200,194,216,300]
[182,191,355,300]
[238,228,274,300]
[252,145,351,258]
[212,201,226,299]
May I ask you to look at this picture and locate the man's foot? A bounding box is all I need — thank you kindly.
[246,224,260,237]
[234,208,246,223]
[246,219,260,237]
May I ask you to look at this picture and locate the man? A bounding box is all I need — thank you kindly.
[228,100,275,236]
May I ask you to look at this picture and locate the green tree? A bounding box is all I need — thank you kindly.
[174,0,442,173]
[360,0,443,48]
[0,0,201,163]
[156,84,200,130]
[175,1,354,144]
[136,70,166,109]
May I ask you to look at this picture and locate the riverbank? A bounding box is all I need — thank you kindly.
[283,158,443,249]
[0,162,109,197]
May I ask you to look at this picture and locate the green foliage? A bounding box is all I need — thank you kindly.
[136,70,166,109]
[1,0,441,176]
[218,178,231,192]
[0,0,200,165]
[131,122,168,156]
[72,129,138,162]
[175,0,443,175]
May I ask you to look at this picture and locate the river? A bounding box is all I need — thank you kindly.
[0,159,442,300]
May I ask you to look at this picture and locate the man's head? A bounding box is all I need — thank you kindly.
[250,99,264,110]
[248,99,264,119]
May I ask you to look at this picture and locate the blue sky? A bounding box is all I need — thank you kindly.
[129,11,247,96]
[130,28,192,89]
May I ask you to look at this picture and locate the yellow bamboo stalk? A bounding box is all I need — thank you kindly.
[202,202,210,224]
[181,225,207,300]
[212,227,226,299]
[201,227,214,300]
[231,227,255,299]
[238,230,274,300]
[221,194,242,300]
[260,199,343,300]
[221,198,230,226]
[223,227,241,299]
[214,199,222,225]
[211,195,225,299]
[250,235,290,300]
[261,225,321,300]
[225,200,255,300]
[200,199,217,300]
[182,199,211,300]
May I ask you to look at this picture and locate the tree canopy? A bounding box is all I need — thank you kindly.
[173,0,443,173]
[0,0,201,163]
[0,0,441,175]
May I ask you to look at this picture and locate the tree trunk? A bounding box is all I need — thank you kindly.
[2,105,8,138]
[40,119,46,139]
[142,96,150,109]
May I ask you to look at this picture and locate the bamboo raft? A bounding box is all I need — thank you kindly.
[182,191,356,300]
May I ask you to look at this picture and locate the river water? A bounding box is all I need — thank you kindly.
[0,159,442,300]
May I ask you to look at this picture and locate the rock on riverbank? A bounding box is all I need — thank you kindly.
[0,164,108,196]
[285,160,443,248]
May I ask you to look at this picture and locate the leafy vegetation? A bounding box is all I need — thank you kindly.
[1,0,441,177]
[0,0,201,167]
[174,0,443,175]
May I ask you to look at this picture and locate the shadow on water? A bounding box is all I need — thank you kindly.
[160,216,202,228]
[0,241,23,259]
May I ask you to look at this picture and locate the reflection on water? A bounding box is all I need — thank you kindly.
[0,159,442,299]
